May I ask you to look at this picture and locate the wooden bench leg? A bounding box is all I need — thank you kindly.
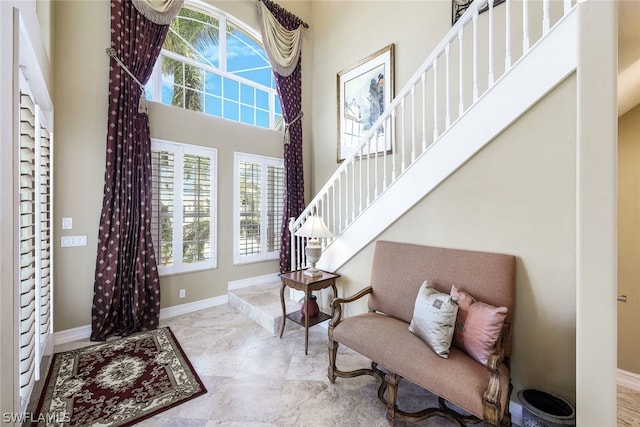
[384,372,400,423]
[327,339,338,383]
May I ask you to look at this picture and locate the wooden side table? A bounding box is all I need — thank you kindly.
[279,269,340,355]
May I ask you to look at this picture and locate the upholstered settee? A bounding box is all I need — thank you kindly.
[327,241,516,426]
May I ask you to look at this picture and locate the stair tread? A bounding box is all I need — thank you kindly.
[229,281,302,334]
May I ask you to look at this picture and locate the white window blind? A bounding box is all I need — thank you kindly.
[38,122,52,351]
[234,153,284,264]
[151,139,217,275]
[151,149,175,268]
[183,153,212,264]
[18,84,53,410]
[19,91,37,403]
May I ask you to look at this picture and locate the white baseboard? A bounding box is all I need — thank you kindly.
[159,294,228,319]
[54,294,228,346]
[228,272,280,290]
[618,369,640,391]
[54,324,92,346]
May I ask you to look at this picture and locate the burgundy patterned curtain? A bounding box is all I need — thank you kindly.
[91,0,177,341]
[259,0,307,273]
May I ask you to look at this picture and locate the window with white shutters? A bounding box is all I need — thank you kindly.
[15,17,55,414]
[233,153,284,264]
[151,139,217,275]
[18,85,53,409]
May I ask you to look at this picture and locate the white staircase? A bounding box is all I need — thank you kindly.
[290,0,578,272]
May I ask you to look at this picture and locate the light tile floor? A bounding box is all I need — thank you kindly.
[49,304,465,426]
[42,303,640,426]
[618,386,640,426]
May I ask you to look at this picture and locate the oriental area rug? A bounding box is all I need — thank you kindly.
[32,327,206,426]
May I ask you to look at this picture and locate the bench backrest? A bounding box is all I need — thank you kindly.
[368,240,516,338]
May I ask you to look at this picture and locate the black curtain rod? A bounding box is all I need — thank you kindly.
[260,0,310,28]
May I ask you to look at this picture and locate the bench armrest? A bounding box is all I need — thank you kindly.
[329,286,372,328]
[482,322,511,424]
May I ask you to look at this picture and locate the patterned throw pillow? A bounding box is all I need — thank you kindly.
[409,280,459,358]
[450,285,508,366]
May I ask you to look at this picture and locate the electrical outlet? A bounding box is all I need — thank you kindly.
[179,289,186,299]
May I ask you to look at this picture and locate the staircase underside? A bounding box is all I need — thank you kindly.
[318,11,577,273]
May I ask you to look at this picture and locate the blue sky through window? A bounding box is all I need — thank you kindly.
[147,4,281,129]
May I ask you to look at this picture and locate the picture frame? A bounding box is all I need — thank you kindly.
[337,44,395,162]
[452,0,505,25]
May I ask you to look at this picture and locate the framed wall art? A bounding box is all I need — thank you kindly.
[452,0,505,25]
[337,43,395,162]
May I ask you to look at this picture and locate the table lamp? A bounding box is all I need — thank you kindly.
[294,214,333,277]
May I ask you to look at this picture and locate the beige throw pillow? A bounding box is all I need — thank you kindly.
[409,280,459,358]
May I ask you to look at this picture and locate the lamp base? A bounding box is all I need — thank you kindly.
[303,267,322,277]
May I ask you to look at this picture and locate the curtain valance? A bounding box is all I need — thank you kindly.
[257,1,303,77]
[132,0,184,25]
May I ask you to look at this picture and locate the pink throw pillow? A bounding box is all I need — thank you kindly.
[450,285,508,366]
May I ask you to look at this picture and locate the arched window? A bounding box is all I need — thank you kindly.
[146,1,282,129]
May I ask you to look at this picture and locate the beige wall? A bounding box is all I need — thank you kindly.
[618,103,640,374]
[330,75,578,404]
[52,0,308,331]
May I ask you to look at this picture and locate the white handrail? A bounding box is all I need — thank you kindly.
[290,0,577,271]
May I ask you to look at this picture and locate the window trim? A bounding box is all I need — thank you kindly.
[233,152,284,265]
[151,138,218,276]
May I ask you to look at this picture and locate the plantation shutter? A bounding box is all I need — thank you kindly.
[234,153,284,264]
[266,165,284,253]
[183,154,211,264]
[239,161,261,257]
[19,91,37,401]
[151,149,175,267]
[18,86,54,409]
[38,124,52,351]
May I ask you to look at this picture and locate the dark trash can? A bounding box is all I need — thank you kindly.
[518,389,576,427]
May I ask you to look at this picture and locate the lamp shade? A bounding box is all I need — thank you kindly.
[294,214,333,239]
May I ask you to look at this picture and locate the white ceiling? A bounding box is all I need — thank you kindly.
[618,0,640,116]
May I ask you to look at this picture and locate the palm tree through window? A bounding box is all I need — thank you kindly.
[146,1,283,129]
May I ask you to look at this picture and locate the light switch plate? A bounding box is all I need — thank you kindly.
[61,235,87,247]
[62,217,73,230]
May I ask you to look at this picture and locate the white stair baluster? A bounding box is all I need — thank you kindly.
[391,109,397,181]
[351,158,355,222]
[358,146,363,214]
[338,173,342,232]
[488,0,494,86]
[422,71,427,152]
[445,44,451,129]
[401,97,406,172]
[458,28,464,117]
[411,86,416,162]
[473,9,479,102]
[523,0,530,52]
[374,132,379,199]
[505,0,512,69]
[433,56,439,140]
[331,183,336,233]
[543,0,550,34]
